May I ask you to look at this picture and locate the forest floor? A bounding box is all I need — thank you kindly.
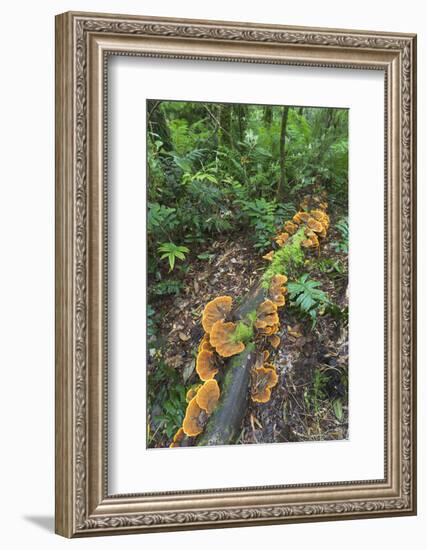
[148,215,348,447]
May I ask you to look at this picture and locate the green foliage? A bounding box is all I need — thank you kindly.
[284,108,348,201]
[197,251,216,262]
[332,217,349,254]
[262,228,306,288]
[245,309,258,324]
[316,257,346,275]
[236,198,277,251]
[148,360,187,440]
[147,101,348,300]
[304,369,328,415]
[288,273,329,326]
[332,398,344,421]
[232,320,254,344]
[151,279,183,296]
[158,242,190,271]
[148,202,178,237]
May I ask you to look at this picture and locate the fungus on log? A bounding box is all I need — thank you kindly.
[251,364,279,403]
[262,251,274,261]
[201,296,233,333]
[210,320,245,357]
[196,345,255,446]
[255,299,279,330]
[194,214,327,447]
[269,274,288,308]
[198,333,214,353]
[196,379,220,414]
[258,323,280,336]
[302,230,320,249]
[169,428,185,448]
[284,221,298,235]
[307,218,324,233]
[269,334,281,349]
[196,349,218,381]
[186,384,202,402]
[182,397,207,437]
[293,211,311,224]
[310,208,329,227]
[275,232,289,247]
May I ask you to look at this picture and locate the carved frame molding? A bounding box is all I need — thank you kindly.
[55,12,416,537]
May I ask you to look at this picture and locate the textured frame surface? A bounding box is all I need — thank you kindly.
[55,11,417,538]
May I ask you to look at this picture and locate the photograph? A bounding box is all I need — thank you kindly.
[146,99,349,449]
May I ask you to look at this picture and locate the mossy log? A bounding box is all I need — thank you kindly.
[196,286,268,446]
[195,228,307,447]
[196,344,255,446]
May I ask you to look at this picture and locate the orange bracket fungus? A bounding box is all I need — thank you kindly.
[198,333,214,353]
[210,320,245,357]
[275,232,289,247]
[271,273,288,287]
[269,334,281,349]
[170,427,186,448]
[201,296,233,333]
[302,230,320,249]
[182,397,206,437]
[293,211,311,225]
[258,323,280,336]
[262,251,274,261]
[255,299,279,330]
[196,349,218,381]
[196,379,220,414]
[251,364,279,403]
[284,221,298,235]
[307,218,324,234]
[268,274,288,308]
[186,384,202,402]
[310,208,329,225]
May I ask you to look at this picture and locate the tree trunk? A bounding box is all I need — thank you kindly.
[237,104,246,144]
[218,104,232,148]
[263,105,273,126]
[277,106,290,199]
[147,100,172,151]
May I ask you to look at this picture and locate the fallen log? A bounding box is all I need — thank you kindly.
[197,344,256,446]
[195,230,307,447]
[172,199,331,449]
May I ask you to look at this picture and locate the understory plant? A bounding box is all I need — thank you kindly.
[287,273,329,326]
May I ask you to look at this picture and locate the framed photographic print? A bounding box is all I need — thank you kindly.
[55,11,417,537]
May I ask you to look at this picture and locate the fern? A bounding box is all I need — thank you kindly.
[288,273,329,326]
[148,203,178,236]
[151,279,183,296]
[332,217,349,253]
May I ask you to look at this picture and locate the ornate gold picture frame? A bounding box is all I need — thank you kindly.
[55,11,417,537]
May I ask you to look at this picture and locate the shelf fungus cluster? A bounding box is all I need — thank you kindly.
[250,196,330,406]
[170,195,331,445]
[296,206,330,250]
[182,379,221,437]
[263,198,330,258]
[249,272,288,404]
[171,295,245,446]
[249,298,282,404]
